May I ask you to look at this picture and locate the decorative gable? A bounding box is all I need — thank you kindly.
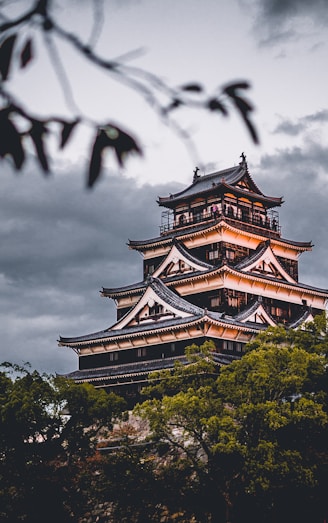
[236,179,252,191]
[152,243,212,279]
[236,302,277,326]
[112,278,202,331]
[238,244,296,283]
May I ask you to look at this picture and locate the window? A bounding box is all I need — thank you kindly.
[109,352,118,361]
[271,306,288,319]
[146,264,155,275]
[228,296,239,308]
[236,343,242,353]
[149,303,163,316]
[223,340,243,353]
[226,249,235,260]
[137,348,147,357]
[211,296,221,307]
[209,250,219,260]
[223,340,234,351]
[193,210,202,223]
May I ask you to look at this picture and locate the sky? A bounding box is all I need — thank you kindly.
[1,0,328,374]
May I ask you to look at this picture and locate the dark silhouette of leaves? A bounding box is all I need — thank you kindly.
[223,82,259,144]
[163,98,183,115]
[88,130,108,188]
[180,83,203,93]
[60,119,79,149]
[105,125,142,167]
[20,38,33,68]
[207,98,228,115]
[0,0,259,183]
[223,81,251,95]
[29,120,50,172]
[0,110,25,169]
[88,126,142,188]
[0,33,17,80]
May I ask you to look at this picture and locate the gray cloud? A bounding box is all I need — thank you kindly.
[0,162,182,374]
[244,0,328,46]
[273,109,328,137]
[254,143,328,290]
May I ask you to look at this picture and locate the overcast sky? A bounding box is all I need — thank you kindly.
[1,0,328,374]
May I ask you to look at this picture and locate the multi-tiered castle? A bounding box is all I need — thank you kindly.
[59,155,328,401]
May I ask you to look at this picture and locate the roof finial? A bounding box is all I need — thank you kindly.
[193,166,200,182]
[240,152,248,170]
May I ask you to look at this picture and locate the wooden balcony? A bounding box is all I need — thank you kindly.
[160,210,281,238]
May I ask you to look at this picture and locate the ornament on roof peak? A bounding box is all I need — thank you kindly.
[193,166,200,182]
[239,152,248,172]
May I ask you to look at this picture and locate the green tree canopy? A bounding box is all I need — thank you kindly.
[0,362,126,522]
[135,318,328,523]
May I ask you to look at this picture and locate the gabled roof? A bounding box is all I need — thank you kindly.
[112,276,204,331]
[235,241,296,283]
[157,161,282,208]
[103,238,326,305]
[233,298,277,326]
[152,241,213,278]
[102,241,213,299]
[288,308,314,329]
[60,277,206,345]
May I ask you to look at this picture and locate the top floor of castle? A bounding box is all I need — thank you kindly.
[157,155,283,238]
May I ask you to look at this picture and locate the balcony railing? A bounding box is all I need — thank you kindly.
[160,210,281,237]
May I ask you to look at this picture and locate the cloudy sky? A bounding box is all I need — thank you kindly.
[1,0,328,374]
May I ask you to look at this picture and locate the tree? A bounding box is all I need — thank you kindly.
[135,320,328,523]
[0,362,126,523]
[0,0,258,187]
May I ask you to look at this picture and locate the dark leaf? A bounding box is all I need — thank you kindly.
[60,119,79,149]
[222,82,258,144]
[87,126,142,188]
[180,83,203,93]
[162,98,183,115]
[0,34,17,81]
[229,95,253,114]
[29,120,49,172]
[105,125,142,167]
[207,98,228,115]
[222,82,251,97]
[0,109,25,169]
[87,130,109,188]
[231,96,259,144]
[239,111,259,144]
[20,39,33,69]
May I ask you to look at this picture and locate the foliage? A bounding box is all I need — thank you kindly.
[0,362,125,522]
[1,318,327,522]
[0,0,258,187]
[141,341,218,398]
[135,318,328,522]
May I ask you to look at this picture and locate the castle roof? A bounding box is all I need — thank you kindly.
[157,162,283,209]
[59,270,325,348]
[103,240,327,302]
[102,241,213,298]
[60,276,271,347]
[63,352,239,385]
[128,218,312,252]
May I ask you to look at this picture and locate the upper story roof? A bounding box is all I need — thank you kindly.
[157,157,283,209]
[128,218,312,252]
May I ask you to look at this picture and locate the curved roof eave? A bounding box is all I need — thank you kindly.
[157,165,282,208]
[102,280,146,298]
[128,220,312,251]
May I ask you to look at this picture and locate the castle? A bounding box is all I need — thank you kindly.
[59,155,328,401]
